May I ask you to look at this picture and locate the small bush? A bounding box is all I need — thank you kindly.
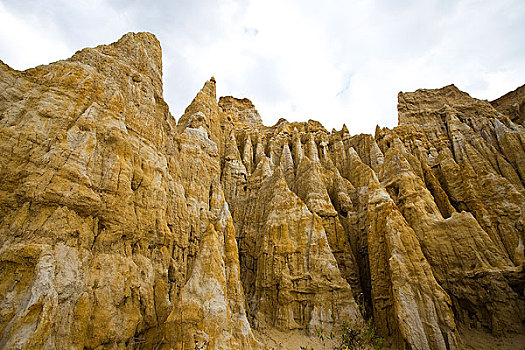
[336,320,383,350]
[301,296,384,350]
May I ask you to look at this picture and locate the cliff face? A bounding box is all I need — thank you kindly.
[491,84,525,126]
[0,33,523,350]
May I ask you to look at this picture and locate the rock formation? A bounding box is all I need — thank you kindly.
[0,32,524,349]
[491,83,525,126]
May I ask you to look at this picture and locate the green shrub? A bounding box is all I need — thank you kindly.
[335,319,383,350]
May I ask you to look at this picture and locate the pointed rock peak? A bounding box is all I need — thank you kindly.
[369,140,384,172]
[118,32,161,55]
[253,133,262,145]
[292,128,301,142]
[306,119,327,133]
[282,142,292,154]
[274,118,289,127]
[374,125,381,138]
[209,177,224,212]
[347,147,361,162]
[269,165,290,189]
[267,139,279,167]
[318,140,332,166]
[397,84,484,124]
[391,136,404,148]
[252,156,273,179]
[491,83,525,125]
[440,84,462,93]
[241,134,254,171]
[272,118,297,134]
[280,143,294,170]
[346,147,380,189]
[292,131,304,164]
[308,134,320,162]
[243,134,253,152]
[329,129,343,144]
[280,144,295,186]
[199,77,217,101]
[0,59,15,73]
[219,96,263,127]
[382,147,412,177]
[340,124,351,141]
[228,129,237,142]
[70,32,163,86]
[177,77,220,135]
[255,141,266,165]
[333,137,345,150]
[224,130,241,161]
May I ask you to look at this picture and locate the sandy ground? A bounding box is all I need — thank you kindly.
[461,328,525,350]
[253,326,525,350]
[253,328,339,350]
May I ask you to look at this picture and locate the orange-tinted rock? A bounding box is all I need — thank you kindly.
[1,32,524,350]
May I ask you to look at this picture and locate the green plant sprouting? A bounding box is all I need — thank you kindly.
[301,296,384,350]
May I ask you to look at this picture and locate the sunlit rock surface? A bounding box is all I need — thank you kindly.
[0,33,524,349]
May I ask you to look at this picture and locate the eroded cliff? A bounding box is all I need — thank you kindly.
[0,32,524,350]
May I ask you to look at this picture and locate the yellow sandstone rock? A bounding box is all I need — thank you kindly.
[0,33,524,349]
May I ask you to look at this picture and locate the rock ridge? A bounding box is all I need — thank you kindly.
[0,32,524,350]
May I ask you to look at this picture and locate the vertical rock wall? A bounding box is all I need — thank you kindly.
[0,33,524,349]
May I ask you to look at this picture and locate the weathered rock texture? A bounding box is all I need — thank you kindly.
[0,33,524,350]
[491,83,525,126]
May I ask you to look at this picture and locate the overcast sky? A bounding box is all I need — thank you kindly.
[1,0,524,134]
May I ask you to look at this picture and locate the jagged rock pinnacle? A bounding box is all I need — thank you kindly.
[0,32,524,350]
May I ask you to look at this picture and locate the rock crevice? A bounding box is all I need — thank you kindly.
[1,32,524,349]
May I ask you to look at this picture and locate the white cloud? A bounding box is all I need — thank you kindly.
[0,2,70,69]
[1,0,524,134]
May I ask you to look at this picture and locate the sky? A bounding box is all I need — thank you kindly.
[1,0,524,134]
